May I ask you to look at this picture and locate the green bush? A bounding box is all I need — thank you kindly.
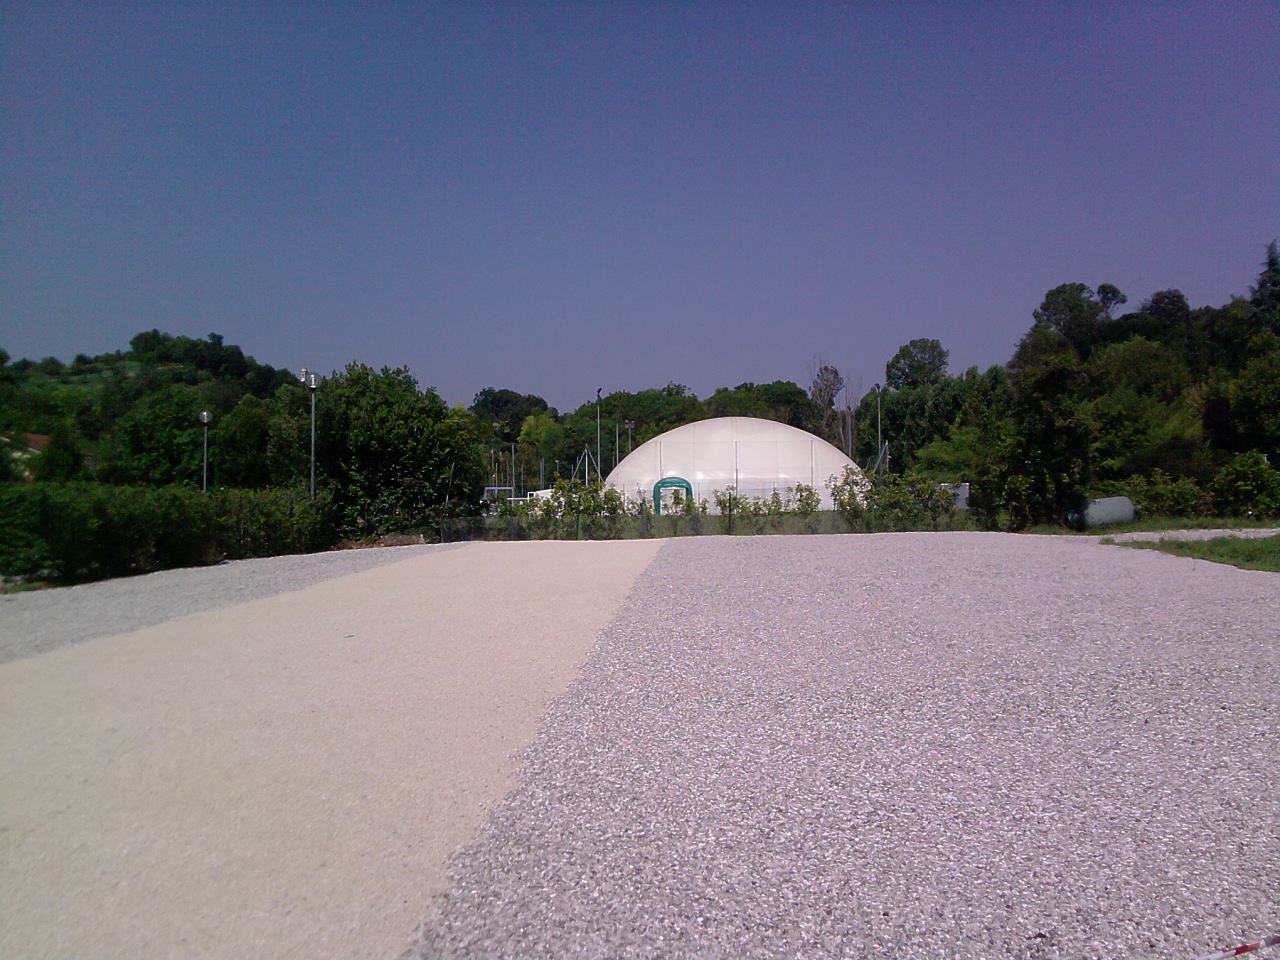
[0,483,334,584]
[1209,453,1280,518]
[828,467,960,532]
[1093,470,1210,518]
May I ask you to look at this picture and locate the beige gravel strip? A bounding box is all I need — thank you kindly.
[1,539,663,960]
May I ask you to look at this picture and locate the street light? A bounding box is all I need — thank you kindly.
[300,368,318,500]
[596,387,602,484]
[873,383,883,456]
[198,410,212,492]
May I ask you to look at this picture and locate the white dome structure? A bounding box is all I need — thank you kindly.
[605,416,864,514]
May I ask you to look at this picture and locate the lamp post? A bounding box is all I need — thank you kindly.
[625,420,635,456]
[198,410,211,492]
[300,368,317,500]
[596,387,602,483]
[873,383,882,455]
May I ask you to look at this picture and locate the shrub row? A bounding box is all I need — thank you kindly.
[0,483,334,585]
[1091,453,1280,520]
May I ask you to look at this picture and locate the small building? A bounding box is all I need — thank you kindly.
[0,433,49,480]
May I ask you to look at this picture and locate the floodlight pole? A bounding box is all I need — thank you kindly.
[308,374,317,500]
[873,383,882,455]
[198,410,212,492]
[301,368,318,500]
[596,388,602,483]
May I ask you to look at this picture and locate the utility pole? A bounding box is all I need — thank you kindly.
[596,387,602,483]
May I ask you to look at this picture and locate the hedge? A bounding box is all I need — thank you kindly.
[0,483,334,585]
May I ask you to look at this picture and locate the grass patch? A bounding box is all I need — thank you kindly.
[1030,516,1280,536]
[1117,534,1280,572]
[0,581,52,595]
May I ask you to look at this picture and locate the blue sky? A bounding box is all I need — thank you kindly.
[2,1,1276,411]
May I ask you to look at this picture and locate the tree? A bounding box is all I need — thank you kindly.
[1248,240,1280,335]
[0,437,20,482]
[1250,240,1280,310]
[214,393,310,489]
[1232,348,1280,460]
[1009,319,1076,375]
[1096,283,1128,317]
[318,364,486,535]
[885,338,948,390]
[519,411,565,461]
[707,381,816,428]
[1022,283,1122,362]
[97,384,209,486]
[32,421,91,482]
[809,363,845,445]
[1087,336,1189,402]
[470,388,552,444]
[1005,360,1093,527]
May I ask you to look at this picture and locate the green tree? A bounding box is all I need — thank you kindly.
[1232,348,1280,459]
[1249,240,1280,325]
[1087,336,1190,402]
[318,364,486,535]
[1009,322,1076,376]
[912,366,1015,527]
[470,388,553,444]
[518,411,566,462]
[556,383,708,477]
[885,338,948,390]
[32,421,92,482]
[1031,283,1106,357]
[706,381,816,428]
[97,385,209,486]
[1096,283,1128,316]
[1005,359,1093,527]
[216,395,274,488]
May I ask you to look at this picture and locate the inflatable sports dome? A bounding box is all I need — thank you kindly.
[604,416,865,514]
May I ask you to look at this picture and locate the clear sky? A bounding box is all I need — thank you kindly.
[2,1,1276,411]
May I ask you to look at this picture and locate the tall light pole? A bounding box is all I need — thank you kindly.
[873,383,882,455]
[308,373,317,500]
[596,387,602,483]
[301,368,317,500]
[198,410,211,492]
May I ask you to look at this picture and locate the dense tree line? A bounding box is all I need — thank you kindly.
[0,332,488,537]
[4,243,1279,535]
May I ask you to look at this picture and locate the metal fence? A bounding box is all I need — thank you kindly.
[438,510,853,542]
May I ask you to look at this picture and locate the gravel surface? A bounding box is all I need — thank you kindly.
[1101,527,1280,543]
[406,533,1278,960]
[0,543,454,663]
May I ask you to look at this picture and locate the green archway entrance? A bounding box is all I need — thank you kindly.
[653,477,694,515]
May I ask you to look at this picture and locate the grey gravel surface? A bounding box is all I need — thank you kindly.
[406,533,1278,960]
[0,543,454,663]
